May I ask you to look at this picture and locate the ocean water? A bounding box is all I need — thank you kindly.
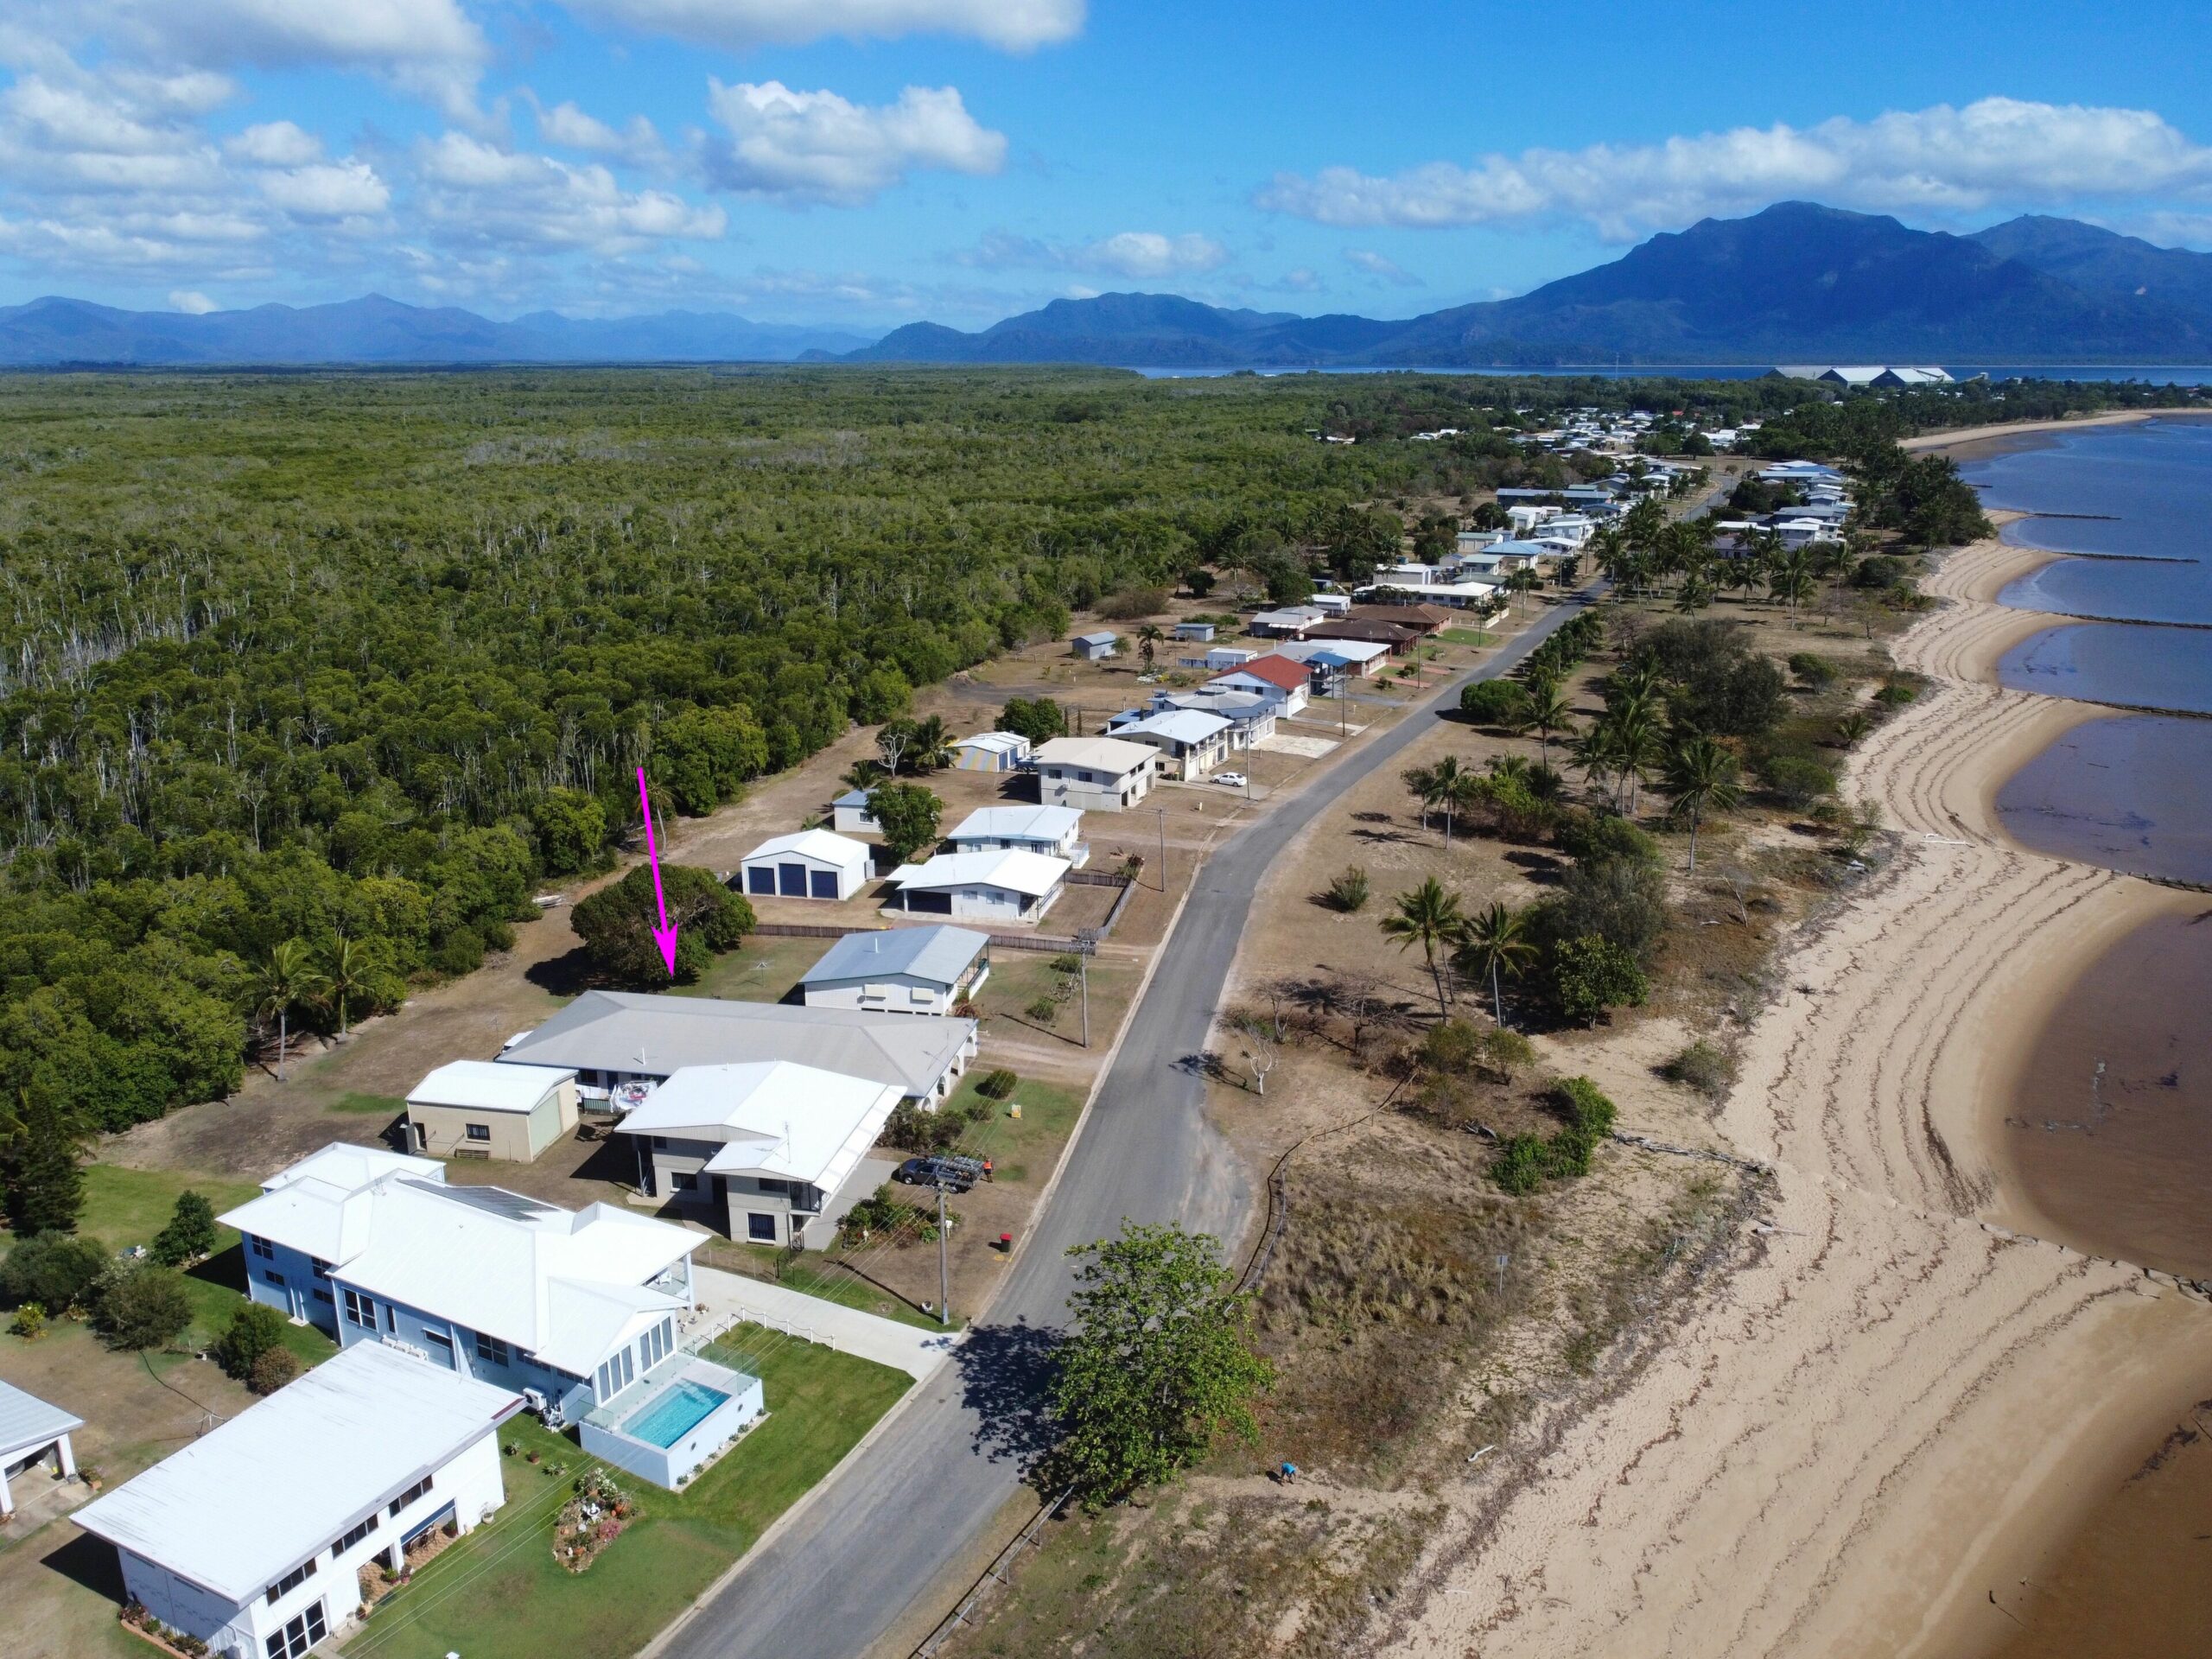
[1996,621,2212,716]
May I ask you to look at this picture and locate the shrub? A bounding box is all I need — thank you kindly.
[149,1191,219,1267]
[1554,856,1669,961]
[976,1069,1019,1100]
[0,1233,109,1313]
[92,1264,193,1351]
[1554,810,1661,868]
[1047,954,1084,976]
[1026,996,1059,1025]
[1549,935,1650,1027]
[1478,1027,1536,1084]
[1459,679,1530,726]
[214,1301,289,1381]
[1664,1039,1736,1101]
[885,1100,963,1154]
[9,1301,46,1339]
[1491,1135,1549,1195]
[1184,569,1217,598]
[1098,586,1172,620]
[1552,1076,1618,1138]
[1323,866,1370,912]
[1787,652,1839,690]
[248,1346,299,1395]
[1754,752,1839,809]
[1416,1019,1484,1075]
[1874,679,1920,708]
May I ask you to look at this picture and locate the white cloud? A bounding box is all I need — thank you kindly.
[1343,247,1421,286]
[702,79,1005,206]
[169,287,217,311]
[562,0,1082,53]
[530,97,669,171]
[257,159,390,219]
[1258,99,2212,239]
[962,227,1228,278]
[415,131,726,252]
[226,119,321,166]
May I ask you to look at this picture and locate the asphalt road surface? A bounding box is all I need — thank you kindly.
[658,589,1598,1659]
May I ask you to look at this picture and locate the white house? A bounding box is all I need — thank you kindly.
[1181,645,1257,672]
[222,1147,702,1427]
[1269,638,1391,682]
[1771,515,1844,548]
[798,925,991,1017]
[499,989,977,1111]
[75,1343,524,1659]
[886,849,1070,924]
[739,829,874,901]
[620,1060,906,1248]
[1309,593,1352,616]
[949,804,1086,864]
[1109,709,1232,779]
[829,789,880,835]
[1033,735,1157,811]
[1071,631,1119,661]
[1147,687,1277,750]
[404,1059,577,1162]
[0,1380,81,1522]
[952,731,1031,773]
[1247,606,1327,639]
[1207,655,1312,716]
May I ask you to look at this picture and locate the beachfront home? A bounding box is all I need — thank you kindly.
[499,990,976,1109]
[1109,709,1233,779]
[885,849,1070,923]
[0,1380,81,1522]
[1207,655,1311,716]
[1033,735,1157,811]
[739,829,874,902]
[404,1059,577,1162]
[950,804,1087,864]
[222,1147,702,1427]
[1071,631,1119,661]
[74,1344,522,1659]
[952,731,1032,773]
[618,1060,905,1249]
[829,788,881,835]
[798,925,990,1015]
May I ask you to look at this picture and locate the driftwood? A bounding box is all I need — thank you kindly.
[1609,1131,1772,1175]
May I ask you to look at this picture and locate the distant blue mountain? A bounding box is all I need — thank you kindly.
[0,294,873,365]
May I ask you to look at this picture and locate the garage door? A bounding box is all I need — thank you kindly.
[747,866,774,895]
[905,889,953,915]
[809,868,840,899]
[779,862,808,896]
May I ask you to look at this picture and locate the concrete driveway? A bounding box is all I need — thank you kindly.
[690,1266,958,1382]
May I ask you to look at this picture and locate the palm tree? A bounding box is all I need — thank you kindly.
[1454,902,1538,1028]
[249,938,325,1082]
[1605,705,1666,814]
[1402,761,1439,830]
[319,935,372,1040]
[1569,723,1618,801]
[1380,878,1464,1017]
[1523,677,1575,767]
[1428,754,1469,840]
[1135,624,1164,673]
[1768,548,1816,624]
[1443,766,1486,838]
[906,715,956,771]
[840,759,887,792]
[1661,735,1744,873]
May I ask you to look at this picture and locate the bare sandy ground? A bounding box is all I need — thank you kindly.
[1382,537,2212,1659]
[1902,407,2206,459]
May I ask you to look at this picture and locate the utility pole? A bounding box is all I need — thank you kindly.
[1074,927,1097,1048]
[1156,805,1167,892]
[936,1180,950,1328]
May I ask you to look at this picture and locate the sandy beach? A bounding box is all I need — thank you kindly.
[1383,523,2212,1658]
[1902,407,2207,460]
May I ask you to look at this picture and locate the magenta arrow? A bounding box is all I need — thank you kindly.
[636,766,678,977]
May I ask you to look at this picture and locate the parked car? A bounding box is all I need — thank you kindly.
[894,1156,976,1192]
[1214,772,1248,788]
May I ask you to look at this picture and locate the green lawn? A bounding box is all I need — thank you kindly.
[1439,627,1500,645]
[693,1240,946,1331]
[72,1164,259,1254]
[340,1327,912,1659]
[679,935,828,1004]
[328,1090,407,1116]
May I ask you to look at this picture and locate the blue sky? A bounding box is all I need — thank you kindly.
[4,0,2210,334]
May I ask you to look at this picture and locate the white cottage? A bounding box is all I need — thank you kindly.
[948,804,1086,864]
[798,925,991,1015]
[885,849,1070,923]
[739,829,874,901]
[0,1379,82,1522]
[1110,709,1233,779]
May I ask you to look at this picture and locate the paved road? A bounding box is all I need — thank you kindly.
[657,590,1598,1659]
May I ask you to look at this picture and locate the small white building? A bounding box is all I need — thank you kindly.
[1109,709,1233,779]
[1172,620,1215,642]
[1207,655,1312,716]
[0,1380,81,1522]
[1033,735,1157,811]
[949,804,1086,864]
[1182,645,1257,672]
[404,1059,578,1162]
[1247,606,1327,639]
[952,731,1032,773]
[886,849,1070,924]
[74,1343,524,1659]
[1071,631,1119,661]
[829,788,881,835]
[1147,687,1278,750]
[1309,593,1351,616]
[798,925,991,1016]
[740,829,874,901]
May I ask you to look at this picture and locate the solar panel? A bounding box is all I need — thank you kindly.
[406,1179,556,1221]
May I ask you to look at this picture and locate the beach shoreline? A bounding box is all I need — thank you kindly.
[1903,406,2210,461]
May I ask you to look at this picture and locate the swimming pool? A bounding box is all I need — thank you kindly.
[620,1379,729,1447]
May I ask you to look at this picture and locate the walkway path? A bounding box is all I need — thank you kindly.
[691,1266,959,1382]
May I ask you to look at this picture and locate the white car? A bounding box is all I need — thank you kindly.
[1214,772,1249,788]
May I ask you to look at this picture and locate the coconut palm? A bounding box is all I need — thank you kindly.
[906,715,956,771]
[1380,877,1465,1017]
[1768,548,1817,623]
[1522,677,1576,767]
[1660,735,1744,873]
[248,938,325,1082]
[1135,624,1164,673]
[319,935,373,1040]
[1454,901,1539,1028]
[1402,761,1439,830]
[1427,754,1471,839]
[840,759,887,792]
[1603,705,1667,814]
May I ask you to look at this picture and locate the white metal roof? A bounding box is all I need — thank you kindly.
[406,1060,575,1115]
[742,828,873,869]
[949,804,1081,844]
[886,849,1071,899]
[801,925,990,988]
[0,1378,82,1459]
[263,1144,442,1196]
[957,730,1029,753]
[622,1061,902,1196]
[73,1344,521,1606]
[1033,735,1156,775]
[1114,709,1231,744]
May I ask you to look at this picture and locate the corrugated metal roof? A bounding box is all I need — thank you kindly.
[73,1344,521,1606]
[1033,735,1156,774]
[801,925,989,987]
[741,829,872,868]
[886,849,1069,899]
[949,805,1080,845]
[622,1061,902,1197]
[0,1378,82,1459]
[406,1059,574,1114]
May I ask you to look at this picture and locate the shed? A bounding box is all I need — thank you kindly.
[798,925,991,1015]
[0,1379,82,1521]
[1172,620,1215,642]
[953,731,1032,772]
[830,788,881,835]
[1071,631,1119,661]
[404,1059,579,1162]
[740,829,874,901]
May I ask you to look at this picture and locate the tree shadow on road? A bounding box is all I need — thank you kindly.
[955,1318,1064,1481]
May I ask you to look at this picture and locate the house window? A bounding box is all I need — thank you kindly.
[747,1212,778,1243]
[465,1123,492,1141]
[313,1288,334,1306]
[309,1257,331,1281]
[264,1601,327,1658]
[263,1271,286,1289]
[264,1559,317,1605]
[475,1332,510,1366]
[670,1171,697,1192]
[331,1514,378,1558]
[756,1178,788,1195]
[250,1235,275,1261]
[342,1289,377,1329]
[390,1476,433,1518]
[423,1329,454,1358]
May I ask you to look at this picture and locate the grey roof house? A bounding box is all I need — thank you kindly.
[798,925,991,1014]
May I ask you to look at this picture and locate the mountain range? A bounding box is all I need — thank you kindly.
[3,204,2208,369]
